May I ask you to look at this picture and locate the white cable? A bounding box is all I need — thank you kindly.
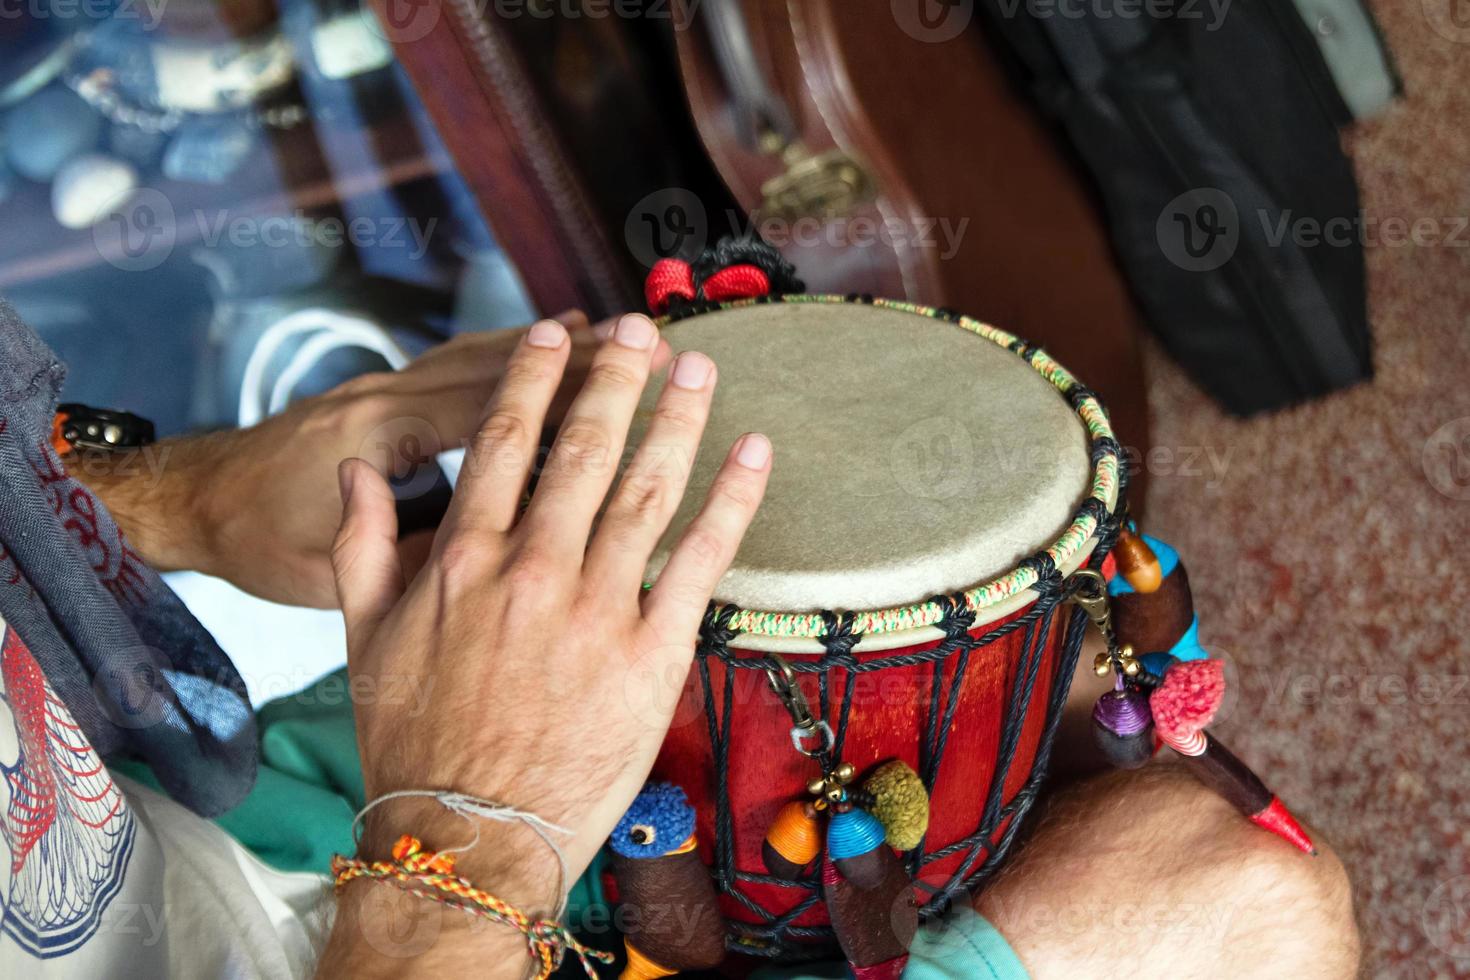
[267,319,408,416]
[237,308,409,426]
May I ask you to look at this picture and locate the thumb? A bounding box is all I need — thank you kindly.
[331,458,405,652]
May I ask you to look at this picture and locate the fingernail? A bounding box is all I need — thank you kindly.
[526,319,566,348]
[735,433,771,470]
[613,314,657,350]
[670,352,713,390]
[337,460,356,503]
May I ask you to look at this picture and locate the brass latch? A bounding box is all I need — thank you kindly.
[758,140,873,224]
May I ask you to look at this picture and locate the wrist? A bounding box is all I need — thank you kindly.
[355,795,568,916]
[69,439,213,573]
[325,870,543,979]
[323,797,572,979]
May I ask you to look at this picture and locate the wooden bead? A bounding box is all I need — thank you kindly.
[1114,529,1163,594]
[1113,565,1196,654]
[762,801,821,879]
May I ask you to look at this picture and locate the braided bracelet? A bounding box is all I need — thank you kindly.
[332,835,613,979]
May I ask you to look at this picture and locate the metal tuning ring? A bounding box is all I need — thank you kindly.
[790,720,835,758]
[764,654,832,757]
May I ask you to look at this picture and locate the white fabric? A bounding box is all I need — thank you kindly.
[0,617,323,978]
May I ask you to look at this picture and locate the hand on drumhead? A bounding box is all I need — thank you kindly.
[327,312,770,915]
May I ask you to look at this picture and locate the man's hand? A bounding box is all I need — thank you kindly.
[82,311,672,608]
[317,313,770,976]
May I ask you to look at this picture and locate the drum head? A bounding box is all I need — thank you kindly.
[634,297,1109,639]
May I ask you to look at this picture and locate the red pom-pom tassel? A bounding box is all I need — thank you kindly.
[701,264,770,302]
[645,258,696,315]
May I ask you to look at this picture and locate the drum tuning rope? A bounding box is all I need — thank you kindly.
[664,292,1131,960]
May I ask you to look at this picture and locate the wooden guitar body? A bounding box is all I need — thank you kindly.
[674,0,1151,490]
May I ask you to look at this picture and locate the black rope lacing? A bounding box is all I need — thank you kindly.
[679,310,1131,959]
[692,534,1127,959]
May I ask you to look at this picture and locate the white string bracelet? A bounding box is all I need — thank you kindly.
[352,789,575,917]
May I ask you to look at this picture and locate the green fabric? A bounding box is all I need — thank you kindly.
[126,666,1018,976]
[114,666,608,925]
[749,908,1030,980]
[112,668,362,874]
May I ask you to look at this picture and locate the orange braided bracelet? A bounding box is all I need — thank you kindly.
[332,834,613,979]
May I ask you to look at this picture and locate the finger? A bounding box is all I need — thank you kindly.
[443,318,571,536]
[642,433,771,639]
[390,314,669,449]
[331,458,405,652]
[583,351,717,592]
[388,317,660,457]
[594,315,674,375]
[396,310,589,394]
[521,313,660,546]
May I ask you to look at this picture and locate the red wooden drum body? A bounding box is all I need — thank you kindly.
[655,599,1076,933]
[633,295,1123,958]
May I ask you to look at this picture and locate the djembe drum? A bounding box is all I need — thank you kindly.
[621,293,1124,972]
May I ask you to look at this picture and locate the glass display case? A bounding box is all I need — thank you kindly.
[0,1,538,437]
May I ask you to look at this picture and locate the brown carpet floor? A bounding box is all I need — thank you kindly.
[1142,5,1470,976]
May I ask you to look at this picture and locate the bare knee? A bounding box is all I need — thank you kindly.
[976,765,1359,979]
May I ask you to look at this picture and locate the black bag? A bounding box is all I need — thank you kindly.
[977,0,1392,415]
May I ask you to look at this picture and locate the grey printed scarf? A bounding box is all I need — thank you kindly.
[0,297,256,816]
